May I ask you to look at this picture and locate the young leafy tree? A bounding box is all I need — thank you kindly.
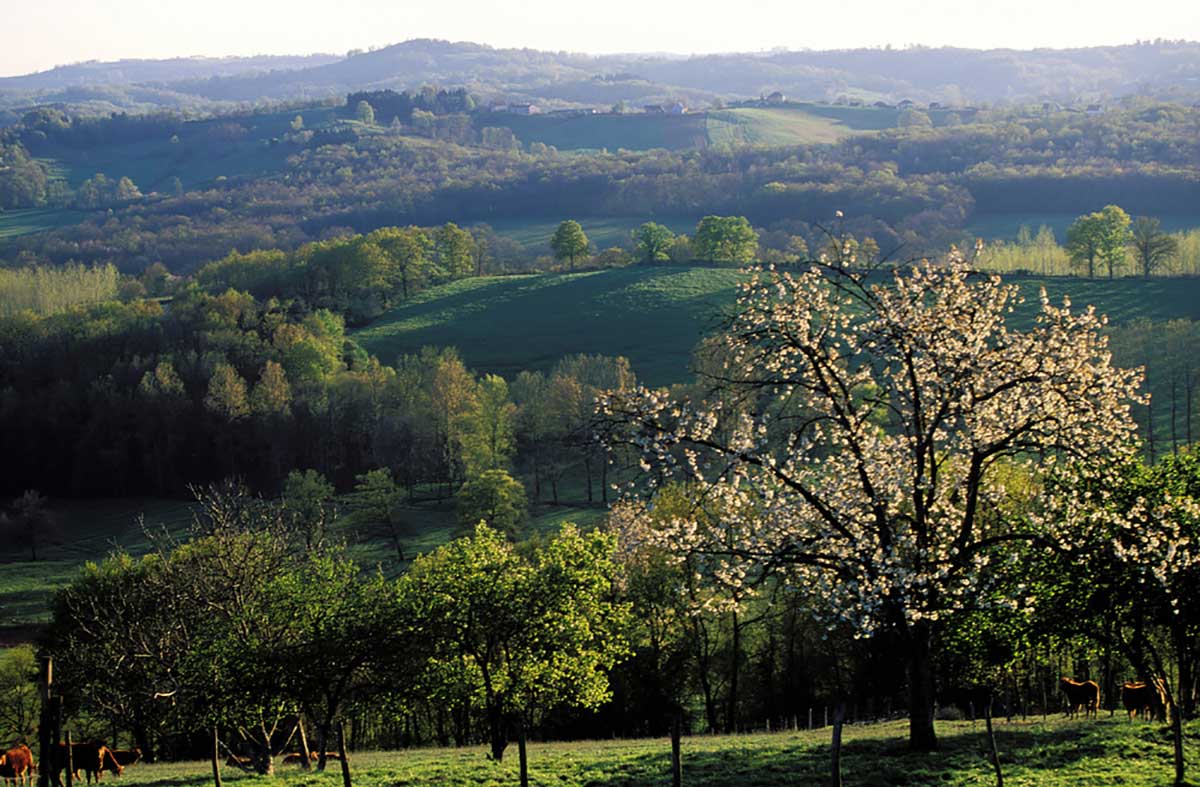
[349,468,408,561]
[1068,205,1131,278]
[457,469,527,537]
[633,222,676,264]
[693,215,758,264]
[433,222,476,279]
[354,100,376,125]
[1131,216,1179,278]
[601,253,1143,750]
[459,374,517,474]
[550,220,589,270]
[1066,213,1104,278]
[401,523,630,771]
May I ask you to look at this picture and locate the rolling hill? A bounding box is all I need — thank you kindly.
[352,264,1200,387]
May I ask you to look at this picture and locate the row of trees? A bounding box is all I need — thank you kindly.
[49,491,626,778]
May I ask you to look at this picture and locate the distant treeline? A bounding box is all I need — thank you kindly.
[4,99,1200,269]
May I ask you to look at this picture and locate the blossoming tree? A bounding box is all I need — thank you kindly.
[601,253,1144,750]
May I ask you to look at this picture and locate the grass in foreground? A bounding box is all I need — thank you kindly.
[105,717,1200,787]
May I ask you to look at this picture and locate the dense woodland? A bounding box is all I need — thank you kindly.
[2,96,1200,279]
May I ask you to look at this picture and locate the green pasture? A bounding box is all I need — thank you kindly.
[90,717,1200,786]
[498,103,906,152]
[353,265,743,386]
[0,498,195,628]
[705,107,861,148]
[495,112,709,152]
[33,107,339,193]
[0,208,86,239]
[0,484,606,632]
[352,264,1200,387]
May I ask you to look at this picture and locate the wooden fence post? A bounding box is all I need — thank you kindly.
[830,702,846,787]
[670,712,682,787]
[297,716,312,772]
[808,708,813,731]
[517,717,529,787]
[985,695,1004,787]
[38,655,52,787]
[65,731,73,787]
[337,722,352,787]
[211,726,222,787]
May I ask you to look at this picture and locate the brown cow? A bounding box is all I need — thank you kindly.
[1122,679,1168,721]
[0,745,35,787]
[281,753,315,765]
[1060,677,1100,718]
[49,743,122,786]
[223,755,252,768]
[106,750,140,769]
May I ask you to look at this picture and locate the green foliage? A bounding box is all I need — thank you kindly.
[632,222,676,263]
[402,522,630,761]
[0,644,38,743]
[0,263,120,317]
[1067,205,1132,278]
[1131,216,1179,278]
[550,220,589,269]
[692,215,757,264]
[355,100,376,125]
[459,374,516,475]
[457,470,527,536]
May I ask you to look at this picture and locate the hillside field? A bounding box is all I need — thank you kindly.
[68,717,1200,786]
[0,207,86,239]
[353,265,1200,386]
[0,491,605,637]
[497,103,910,152]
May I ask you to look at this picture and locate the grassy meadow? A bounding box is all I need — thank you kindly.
[352,264,1200,386]
[98,717,1200,786]
[0,207,86,239]
[0,487,606,635]
[499,103,906,152]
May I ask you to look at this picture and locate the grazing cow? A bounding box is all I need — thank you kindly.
[1122,679,1168,721]
[223,755,253,769]
[281,753,314,765]
[106,750,140,769]
[1060,677,1101,718]
[1,745,36,786]
[49,743,122,786]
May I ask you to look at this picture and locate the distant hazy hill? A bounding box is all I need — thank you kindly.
[0,54,341,91]
[2,39,1200,117]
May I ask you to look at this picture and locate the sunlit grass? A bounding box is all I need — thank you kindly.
[107,717,1200,787]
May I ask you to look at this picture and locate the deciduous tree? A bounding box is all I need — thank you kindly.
[601,253,1143,751]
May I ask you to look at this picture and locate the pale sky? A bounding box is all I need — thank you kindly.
[4,0,1200,78]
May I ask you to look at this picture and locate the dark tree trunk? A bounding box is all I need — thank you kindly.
[725,610,741,733]
[487,702,507,762]
[907,623,938,751]
[316,725,328,772]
